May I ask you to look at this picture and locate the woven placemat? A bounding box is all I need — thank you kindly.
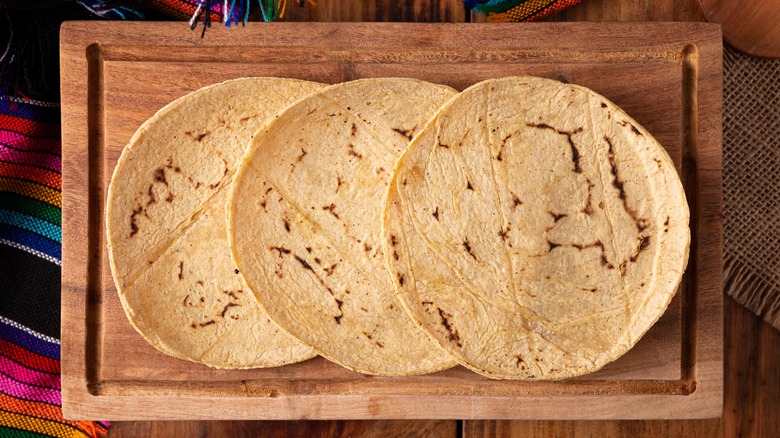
[723,44,780,330]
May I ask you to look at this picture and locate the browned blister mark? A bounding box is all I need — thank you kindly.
[295,255,313,271]
[618,120,644,137]
[547,240,560,251]
[437,136,450,149]
[515,355,524,367]
[220,302,241,318]
[629,236,651,263]
[463,239,478,260]
[185,174,202,189]
[269,245,291,257]
[314,257,321,265]
[362,331,384,348]
[305,247,312,253]
[392,127,415,141]
[466,180,474,191]
[283,218,291,232]
[223,290,239,300]
[178,261,184,280]
[432,207,439,221]
[527,123,583,173]
[350,123,357,137]
[510,192,523,209]
[498,225,510,241]
[605,136,647,232]
[196,280,204,286]
[183,294,193,307]
[239,114,257,124]
[390,235,398,246]
[397,273,405,286]
[360,307,368,312]
[347,144,363,159]
[583,179,595,215]
[185,130,210,142]
[570,142,581,173]
[567,240,615,269]
[334,299,344,324]
[129,205,143,237]
[601,102,608,108]
[322,203,340,219]
[153,168,168,186]
[496,133,513,161]
[336,175,343,193]
[296,148,307,162]
[664,216,670,233]
[280,251,337,296]
[363,243,372,252]
[146,185,156,206]
[550,212,567,222]
[437,307,462,347]
[190,319,217,328]
[323,264,337,276]
[392,250,399,260]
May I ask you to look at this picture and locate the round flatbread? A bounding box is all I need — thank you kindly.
[106,77,324,368]
[383,76,690,380]
[229,78,459,375]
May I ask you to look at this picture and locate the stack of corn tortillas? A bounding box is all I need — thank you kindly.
[107,76,689,379]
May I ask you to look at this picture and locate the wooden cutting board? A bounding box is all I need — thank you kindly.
[60,22,723,420]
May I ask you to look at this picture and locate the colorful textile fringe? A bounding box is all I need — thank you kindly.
[0,317,109,437]
[154,0,314,34]
[0,93,107,436]
[465,0,585,22]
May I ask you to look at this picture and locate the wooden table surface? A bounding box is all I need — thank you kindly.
[109,0,779,436]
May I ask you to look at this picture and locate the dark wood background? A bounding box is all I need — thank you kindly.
[109,0,779,436]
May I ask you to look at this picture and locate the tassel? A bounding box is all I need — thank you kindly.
[187,0,307,34]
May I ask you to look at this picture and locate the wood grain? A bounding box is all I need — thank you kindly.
[109,419,457,437]
[698,0,780,58]
[465,297,780,438]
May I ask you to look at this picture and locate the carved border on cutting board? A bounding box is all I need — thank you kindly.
[81,44,700,398]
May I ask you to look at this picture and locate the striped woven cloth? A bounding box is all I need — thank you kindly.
[465,0,585,21]
[0,93,108,437]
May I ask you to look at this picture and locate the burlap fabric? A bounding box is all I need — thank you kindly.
[723,44,780,330]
